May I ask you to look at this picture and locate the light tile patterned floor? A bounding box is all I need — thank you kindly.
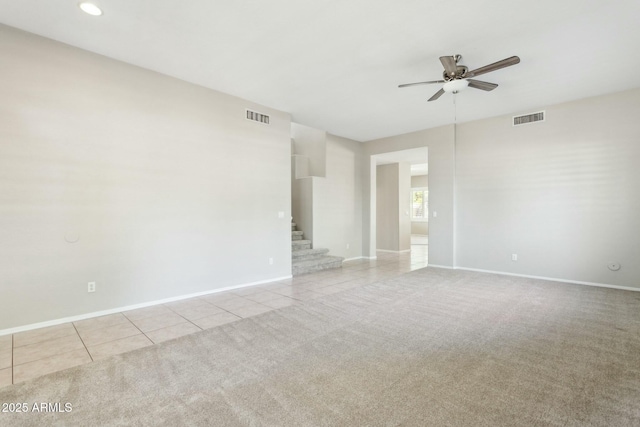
[0,248,427,388]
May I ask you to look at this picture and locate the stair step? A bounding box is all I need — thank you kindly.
[292,256,344,276]
[292,240,311,250]
[292,248,329,260]
[292,230,304,236]
[292,234,303,241]
[291,223,296,230]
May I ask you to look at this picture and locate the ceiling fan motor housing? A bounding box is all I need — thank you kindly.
[443,65,468,81]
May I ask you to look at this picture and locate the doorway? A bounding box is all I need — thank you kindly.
[372,147,428,268]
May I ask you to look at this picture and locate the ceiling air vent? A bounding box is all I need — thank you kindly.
[513,111,545,126]
[246,109,270,124]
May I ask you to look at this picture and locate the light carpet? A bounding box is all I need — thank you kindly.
[1,268,639,426]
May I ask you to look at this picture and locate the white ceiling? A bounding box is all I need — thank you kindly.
[1,0,639,142]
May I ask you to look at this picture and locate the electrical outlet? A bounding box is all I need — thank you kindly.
[511,254,518,261]
[346,243,350,250]
[269,257,273,265]
[88,282,96,293]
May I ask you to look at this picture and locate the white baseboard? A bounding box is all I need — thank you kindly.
[455,267,640,293]
[377,249,411,253]
[0,275,293,337]
[344,256,365,262]
[427,264,455,269]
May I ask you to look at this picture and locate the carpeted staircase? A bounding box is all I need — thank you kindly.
[291,222,343,275]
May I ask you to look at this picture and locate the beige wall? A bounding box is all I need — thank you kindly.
[291,174,313,243]
[365,126,455,265]
[455,89,640,288]
[312,134,363,259]
[2,23,638,332]
[411,223,429,235]
[412,175,428,188]
[411,222,429,235]
[0,25,292,330]
[375,163,411,251]
[398,162,411,251]
[291,123,326,177]
[376,164,399,251]
[292,130,362,256]
[364,88,640,288]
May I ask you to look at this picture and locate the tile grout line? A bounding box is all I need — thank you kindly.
[125,300,228,339]
[201,296,272,320]
[72,323,94,363]
[159,305,204,334]
[122,310,170,340]
[10,344,100,386]
[123,312,153,345]
[2,251,426,387]
[79,314,160,357]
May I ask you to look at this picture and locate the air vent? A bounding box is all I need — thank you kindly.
[246,109,270,124]
[513,111,545,126]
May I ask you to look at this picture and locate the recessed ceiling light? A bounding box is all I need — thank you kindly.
[79,2,103,16]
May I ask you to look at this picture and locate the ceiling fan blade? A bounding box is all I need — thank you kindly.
[398,80,445,88]
[439,56,458,77]
[467,79,498,91]
[428,88,445,102]
[467,56,520,78]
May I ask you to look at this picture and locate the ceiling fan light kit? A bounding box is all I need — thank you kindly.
[442,79,469,93]
[399,54,520,101]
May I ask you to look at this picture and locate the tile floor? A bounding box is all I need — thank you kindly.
[0,247,427,388]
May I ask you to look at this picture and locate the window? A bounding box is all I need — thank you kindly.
[411,188,428,221]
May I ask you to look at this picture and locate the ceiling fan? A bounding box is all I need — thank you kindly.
[399,54,520,101]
